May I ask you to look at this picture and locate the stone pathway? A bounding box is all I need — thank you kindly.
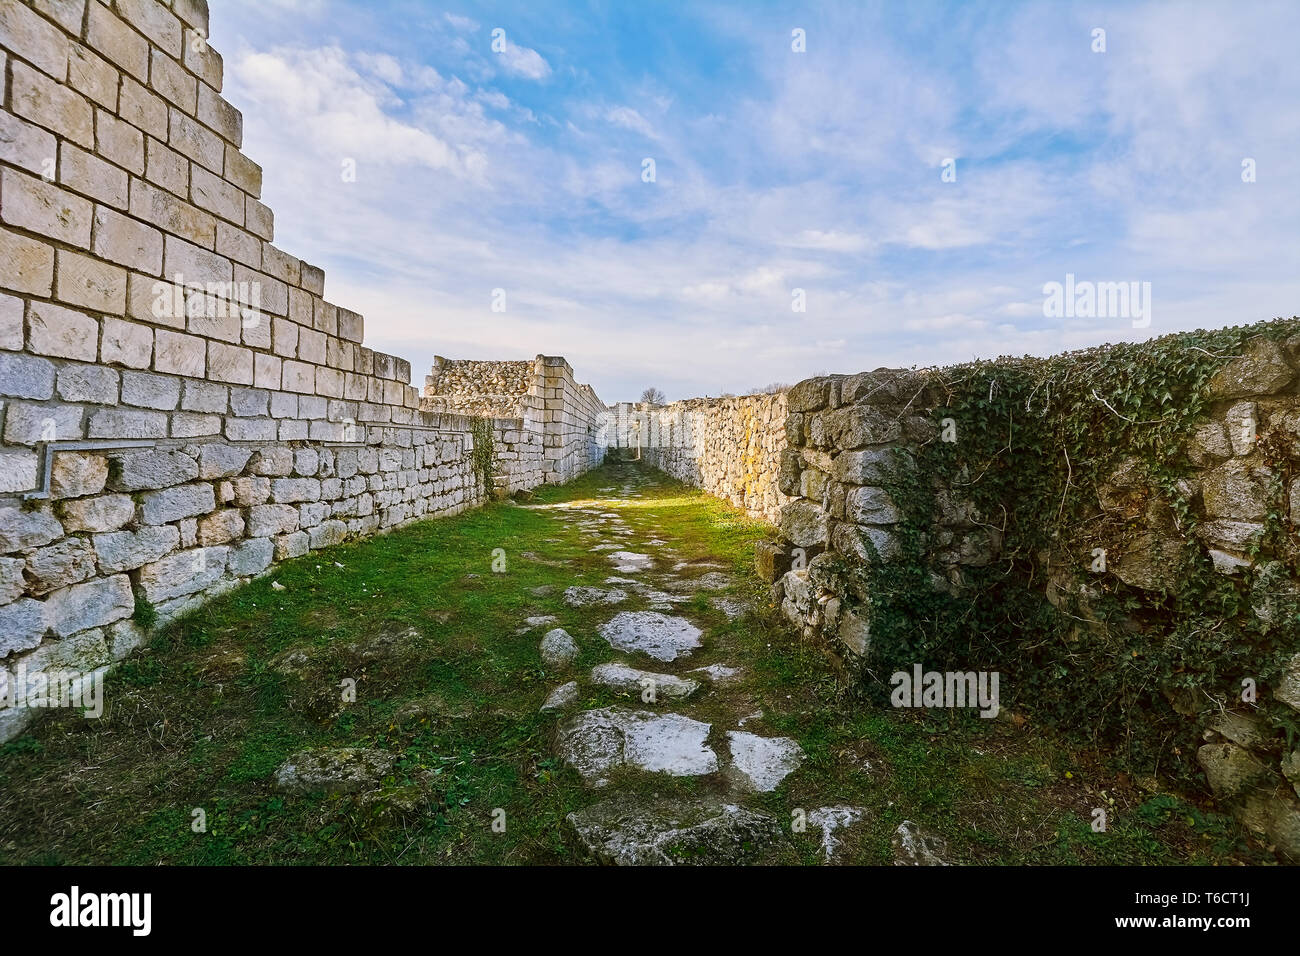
[522,460,880,864]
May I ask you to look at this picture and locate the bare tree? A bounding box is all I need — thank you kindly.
[639,387,666,405]
[747,382,791,395]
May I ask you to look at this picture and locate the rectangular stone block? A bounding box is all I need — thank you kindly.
[92,206,164,274]
[99,316,153,369]
[169,107,223,172]
[5,401,83,444]
[119,75,168,140]
[224,146,261,197]
[121,370,181,410]
[136,545,229,602]
[93,525,179,573]
[28,301,98,361]
[246,196,272,239]
[130,178,215,248]
[197,83,241,146]
[184,31,222,90]
[88,407,168,438]
[95,108,145,174]
[164,235,232,285]
[59,143,129,208]
[140,482,216,524]
[86,3,148,80]
[0,110,57,175]
[207,341,254,384]
[56,249,127,313]
[69,43,119,111]
[0,226,55,295]
[0,0,70,79]
[144,135,187,194]
[1,167,92,247]
[12,58,93,146]
[149,46,196,113]
[190,164,244,224]
[151,328,206,378]
[118,0,183,57]
[281,360,315,394]
[45,574,134,637]
[181,379,227,413]
[216,221,261,268]
[170,411,220,437]
[57,363,119,404]
[0,351,56,399]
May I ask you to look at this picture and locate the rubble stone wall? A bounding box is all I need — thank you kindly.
[761,320,1300,860]
[612,394,790,523]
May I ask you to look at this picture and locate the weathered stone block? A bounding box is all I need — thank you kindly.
[137,545,229,602]
[45,574,134,637]
[50,452,109,500]
[0,505,64,553]
[139,482,215,524]
[25,537,97,595]
[112,450,198,491]
[59,493,135,533]
[1208,339,1294,399]
[93,525,179,574]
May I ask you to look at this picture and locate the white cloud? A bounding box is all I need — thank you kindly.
[497,41,551,80]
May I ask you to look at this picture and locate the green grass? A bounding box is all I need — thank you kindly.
[0,459,1272,865]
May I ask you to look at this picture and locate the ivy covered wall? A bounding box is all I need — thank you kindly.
[762,317,1300,860]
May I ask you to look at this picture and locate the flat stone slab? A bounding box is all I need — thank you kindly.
[725,731,804,791]
[591,662,700,699]
[808,806,868,862]
[567,797,784,865]
[599,611,703,662]
[673,571,731,592]
[541,681,579,712]
[556,707,717,782]
[515,614,558,635]
[564,586,628,608]
[690,663,742,684]
[710,598,749,619]
[273,748,395,795]
[608,551,653,571]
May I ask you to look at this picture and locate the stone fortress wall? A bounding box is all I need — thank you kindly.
[608,325,1300,860]
[0,0,605,741]
[608,393,791,523]
[421,354,608,495]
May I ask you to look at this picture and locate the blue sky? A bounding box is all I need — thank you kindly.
[211,0,1300,402]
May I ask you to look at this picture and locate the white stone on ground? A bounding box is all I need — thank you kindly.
[892,821,950,866]
[808,806,868,862]
[541,681,579,711]
[556,707,717,782]
[591,662,700,699]
[599,611,703,661]
[540,628,579,667]
[567,797,782,865]
[710,598,748,619]
[273,748,395,795]
[515,614,557,634]
[725,731,804,791]
[690,663,742,684]
[608,550,652,571]
[564,585,627,607]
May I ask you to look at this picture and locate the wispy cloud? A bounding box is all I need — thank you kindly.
[210,0,1300,402]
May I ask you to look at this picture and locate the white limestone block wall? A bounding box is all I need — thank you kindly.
[0,0,601,741]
